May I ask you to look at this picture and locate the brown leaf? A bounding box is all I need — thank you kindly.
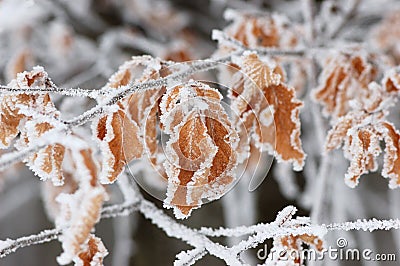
[232,53,305,170]
[76,235,108,266]
[223,10,298,49]
[381,122,400,188]
[160,82,238,218]
[95,107,143,183]
[325,108,400,188]
[313,51,378,118]
[104,56,169,172]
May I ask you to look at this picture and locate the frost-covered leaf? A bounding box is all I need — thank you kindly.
[56,149,107,265]
[383,67,400,94]
[313,50,378,119]
[110,56,166,165]
[231,53,305,170]
[380,122,400,189]
[0,67,51,148]
[160,82,238,218]
[325,103,400,188]
[94,106,143,184]
[221,9,298,49]
[74,235,108,266]
[1,67,69,185]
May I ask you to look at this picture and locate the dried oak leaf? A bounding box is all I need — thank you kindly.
[159,82,238,218]
[313,51,378,119]
[231,53,305,170]
[75,235,108,266]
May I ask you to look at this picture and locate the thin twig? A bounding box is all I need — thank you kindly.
[212,30,306,56]
[64,51,242,127]
[0,84,100,98]
[0,229,61,258]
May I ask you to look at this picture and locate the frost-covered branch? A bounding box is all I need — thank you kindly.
[211,30,306,56]
[0,229,61,258]
[0,84,99,98]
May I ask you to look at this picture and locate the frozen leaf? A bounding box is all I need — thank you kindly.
[214,9,307,94]
[94,106,143,184]
[266,207,324,266]
[160,82,238,218]
[222,9,298,49]
[56,150,107,265]
[380,122,400,189]
[56,185,106,265]
[231,53,305,170]
[74,235,108,266]
[382,67,400,94]
[313,51,378,119]
[103,56,168,173]
[325,101,400,188]
[0,66,53,148]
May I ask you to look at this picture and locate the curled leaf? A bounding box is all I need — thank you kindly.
[231,53,305,170]
[160,82,238,218]
[94,106,143,183]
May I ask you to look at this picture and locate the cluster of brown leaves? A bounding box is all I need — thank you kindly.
[92,56,242,219]
[324,68,400,188]
[213,11,307,171]
[0,68,109,265]
[159,82,239,218]
[0,67,66,184]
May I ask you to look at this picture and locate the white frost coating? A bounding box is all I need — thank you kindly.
[174,248,206,266]
[259,106,274,127]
